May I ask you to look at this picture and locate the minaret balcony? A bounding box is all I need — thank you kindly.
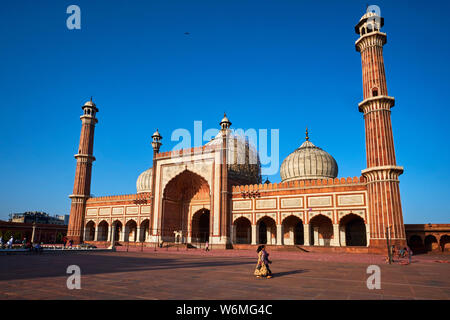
[355,31,387,52]
[358,95,395,113]
[74,153,96,162]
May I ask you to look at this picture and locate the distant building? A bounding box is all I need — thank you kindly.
[0,221,67,244]
[56,214,70,225]
[9,212,68,225]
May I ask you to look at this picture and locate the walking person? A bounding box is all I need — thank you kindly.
[205,240,209,252]
[254,245,273,279]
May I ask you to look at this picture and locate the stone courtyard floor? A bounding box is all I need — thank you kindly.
[0,248,449,300]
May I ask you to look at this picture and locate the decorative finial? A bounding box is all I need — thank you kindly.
[90,96,93,102]
[220,112,231,130]
[305,127,309,141]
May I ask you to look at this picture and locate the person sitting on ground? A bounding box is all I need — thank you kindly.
[402,247,408,258]
[33,242,43,254]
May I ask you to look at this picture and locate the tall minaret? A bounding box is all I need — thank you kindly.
[355,9,406,248]
[220,114,231,244]
[67,98,98,244]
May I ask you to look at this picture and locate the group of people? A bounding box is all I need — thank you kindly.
[0,236,15,249]
[61,236,73,249]
[388,245,413,264]
[0,235,45,253]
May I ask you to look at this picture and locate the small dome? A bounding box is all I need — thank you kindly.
[360,11,378,22]
[280,139,338,182]
[136,168,152,193]
[83,100,96,108]
[152,129,161,138]
[220,114,231,125]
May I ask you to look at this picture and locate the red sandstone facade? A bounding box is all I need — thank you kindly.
[67,11,448,254]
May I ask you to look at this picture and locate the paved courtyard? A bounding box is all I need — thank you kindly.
[1,248,449,300]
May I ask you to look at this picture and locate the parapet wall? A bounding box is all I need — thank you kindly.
[155,145,218,160]
[86,192,151,206]
[232,176,365,194]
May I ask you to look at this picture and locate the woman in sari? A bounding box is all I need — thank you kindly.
[254,245,273,278]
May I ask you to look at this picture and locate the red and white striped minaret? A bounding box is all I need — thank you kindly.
[355,10,406,248]
[67,98,98,244]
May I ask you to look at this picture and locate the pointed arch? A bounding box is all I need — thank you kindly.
[282,215,304,245]
[161,169,211,242]
[309,214,333,246]
[256,216,276,245]
[233,216,251,244]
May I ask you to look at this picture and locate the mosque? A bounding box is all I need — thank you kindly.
[66,11,448,253]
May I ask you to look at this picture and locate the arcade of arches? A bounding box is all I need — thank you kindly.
[82,213,450,252]
[231,213,368,247]
[84,219,150,243]
[407,234,450,253]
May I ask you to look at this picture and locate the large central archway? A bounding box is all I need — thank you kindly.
[161,170,210,242]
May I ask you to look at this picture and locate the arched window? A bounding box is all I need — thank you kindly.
[372,88,378,97]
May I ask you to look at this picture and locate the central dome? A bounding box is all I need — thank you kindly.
[280,133,338,182]
[206,128,261,185]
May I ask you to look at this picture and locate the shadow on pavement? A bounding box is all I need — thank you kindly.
[0,253,256,281]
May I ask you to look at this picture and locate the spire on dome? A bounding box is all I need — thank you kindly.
[305,127,309,141]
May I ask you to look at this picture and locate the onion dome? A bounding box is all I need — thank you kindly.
[136,168,152,193]
[280,128,338,182]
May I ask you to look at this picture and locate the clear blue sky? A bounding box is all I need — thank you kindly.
[0,0,449,224]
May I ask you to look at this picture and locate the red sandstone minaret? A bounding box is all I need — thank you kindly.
[67,98,98,244]
[355,9,406,248]
[220,114,231,244]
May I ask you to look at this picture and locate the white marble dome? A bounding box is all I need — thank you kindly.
[136,168,152,193]
[206,129,261,184]
[280,138,338,182]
